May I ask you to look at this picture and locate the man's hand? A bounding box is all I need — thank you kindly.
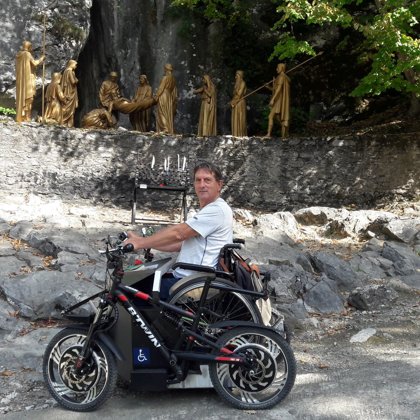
[123,231,144,251]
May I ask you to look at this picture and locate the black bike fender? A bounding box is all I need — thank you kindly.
[97,332,125,362]
[209,320,280,335]
[55,326,125,362]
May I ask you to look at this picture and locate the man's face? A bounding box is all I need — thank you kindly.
[194,168,222,207]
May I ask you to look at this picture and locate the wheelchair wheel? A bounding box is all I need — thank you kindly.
[168,278,262,329]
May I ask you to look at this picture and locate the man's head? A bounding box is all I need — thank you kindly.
[277,63,286,73]
[52,72,61,83]
[139,74,148,84]
[109,71,118,82]
[193,162,223,208]
[68,60,77,69]
[164,63,173,73]
[22,41,32,52]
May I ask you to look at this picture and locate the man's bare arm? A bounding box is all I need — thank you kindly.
[125,223,198,252]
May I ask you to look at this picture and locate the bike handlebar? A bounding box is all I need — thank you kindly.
[123,243,134,253]
[118,231,128,241]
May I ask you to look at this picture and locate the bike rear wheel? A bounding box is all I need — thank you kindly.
[43,327,117,412]
[209,326,296,410]
[168,278,262,328]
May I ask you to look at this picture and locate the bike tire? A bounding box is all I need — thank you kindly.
[209,326,296,410]
[43,327,117,412]
[168,277,262,327]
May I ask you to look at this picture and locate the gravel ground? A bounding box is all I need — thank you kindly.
[1,293,419,418]
[1,194,419,418]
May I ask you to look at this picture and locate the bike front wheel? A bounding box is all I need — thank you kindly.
[43,327,117,412]
[209,326,296,410]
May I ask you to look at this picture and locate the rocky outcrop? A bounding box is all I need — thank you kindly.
[0,0,91,108]
[0,199,419,330]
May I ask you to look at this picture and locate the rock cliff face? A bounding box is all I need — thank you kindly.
[0,0,233,132]
[76,0,228,133]
[0,1,412,135]
[0,0,91,108]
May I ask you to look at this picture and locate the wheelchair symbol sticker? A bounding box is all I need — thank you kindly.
[138,350,147,362]
[133,347,150,366]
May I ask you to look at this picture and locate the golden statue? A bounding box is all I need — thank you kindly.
[96,71,155,128]
[44,72,66,125]
[129,74,153,131]
[15,40,45,123]
[194,74,217,136]
[266,63,290,138]
[230,70,247,137]
[81,108,117,130]
[155,63,177,134]
[99,71,121,112]
[61,59,79,127]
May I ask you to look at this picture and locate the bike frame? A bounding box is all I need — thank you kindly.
[66,252,262,380]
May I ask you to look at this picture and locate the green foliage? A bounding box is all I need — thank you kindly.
[272,0,420,98]
[170,0,420,100]
[50,15,85,43]
[171,0,276,88]
[290,106,309,133]
[170,0,259,28]
[0,107,16,116]
[269,34,316,61]
[170,0,234,22]
[275,0,353,27]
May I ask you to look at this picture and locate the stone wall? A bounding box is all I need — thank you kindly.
[1,121,419,212]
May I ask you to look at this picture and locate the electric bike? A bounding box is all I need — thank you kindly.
[43,234,296,411]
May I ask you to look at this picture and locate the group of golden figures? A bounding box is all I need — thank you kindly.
[15,40,290,137]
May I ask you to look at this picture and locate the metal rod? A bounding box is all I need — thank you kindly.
[41,13,46,123]
[239,51,324,102]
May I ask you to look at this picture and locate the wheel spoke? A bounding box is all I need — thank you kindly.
[82,385,99,404]
[51,345,62,366]
[52,382,77,396]
[210,327,296,409]
[238,390,260,404]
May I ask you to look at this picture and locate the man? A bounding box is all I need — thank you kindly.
[155,63,177,134]
[99,71,122,114]
[61,59,79,127]
[194,74,217,136]
[230,70,247,137]
[125,161,233,299]
[129,74,153,132]
[15,40,45,123]
[266,63,290,138]
[44,72,66,125]
[81,107,116,129]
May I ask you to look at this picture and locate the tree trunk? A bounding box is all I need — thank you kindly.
[407,94,419,117]
[403,68,420,116]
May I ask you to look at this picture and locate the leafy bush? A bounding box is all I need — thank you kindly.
[272,0,420,99]
[170,0,420,104]
[0,107,16,116]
